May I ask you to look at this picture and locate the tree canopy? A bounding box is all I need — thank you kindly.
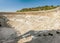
[16,5,60,12]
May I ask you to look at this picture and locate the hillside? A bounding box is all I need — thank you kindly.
[16,5,59,12]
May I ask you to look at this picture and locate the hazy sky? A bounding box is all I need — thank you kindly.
[0,0,60,12]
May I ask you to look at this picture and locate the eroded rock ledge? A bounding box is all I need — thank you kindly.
[0,7,60,43]
[24,30,60,43]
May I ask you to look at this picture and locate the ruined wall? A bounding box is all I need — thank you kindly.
[0,7,60,35]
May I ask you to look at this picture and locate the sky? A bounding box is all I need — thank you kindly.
[0,0,60,12]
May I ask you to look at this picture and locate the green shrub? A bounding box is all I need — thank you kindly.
[16,5,60,12]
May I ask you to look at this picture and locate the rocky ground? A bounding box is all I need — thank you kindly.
[0,27,20,43]
[0,27,60,43]
[19,30,60,43]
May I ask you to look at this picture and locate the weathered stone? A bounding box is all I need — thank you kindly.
[0,7,60,43]
[0,27,20,43]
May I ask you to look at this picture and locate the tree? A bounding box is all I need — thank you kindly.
[16,5,60,12]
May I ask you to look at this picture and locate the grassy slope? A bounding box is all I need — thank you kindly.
[17,5,59,12]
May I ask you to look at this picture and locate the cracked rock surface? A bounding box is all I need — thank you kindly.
[25,30,60,43]
[0,27,20,43]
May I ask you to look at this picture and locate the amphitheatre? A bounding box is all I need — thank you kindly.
[0,7,60,43]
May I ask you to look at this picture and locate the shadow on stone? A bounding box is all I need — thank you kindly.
[48,33,53,36]
[0,15,21,43]
[23,30,60,43]
[56,31,60,34]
